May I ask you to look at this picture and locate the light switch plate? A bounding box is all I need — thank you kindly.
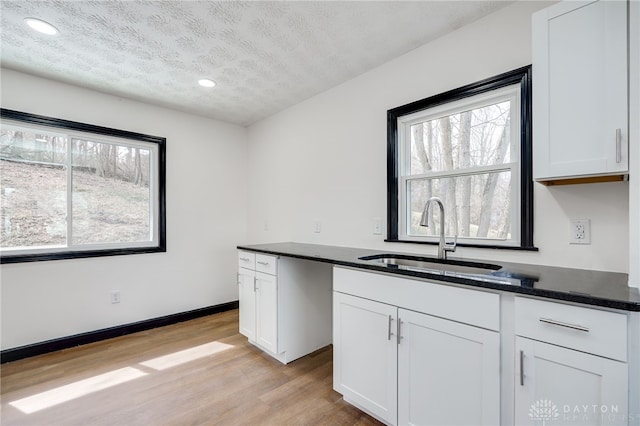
[373,217,382,235]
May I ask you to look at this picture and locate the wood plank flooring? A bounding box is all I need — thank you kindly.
[1,309,381,426]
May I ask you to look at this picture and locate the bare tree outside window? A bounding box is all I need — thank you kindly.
[71,139,151,245]
[406,100,513,241]
[389,67,534,249]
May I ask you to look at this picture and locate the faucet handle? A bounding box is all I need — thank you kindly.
[444,234,457,253]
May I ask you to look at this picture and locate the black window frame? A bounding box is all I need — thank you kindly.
[386,65,536,251]
[0,108,167,263]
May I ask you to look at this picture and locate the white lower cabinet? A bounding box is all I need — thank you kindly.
[238,253,279,355]
[238,268,279,355]
[514,297,628,426]
[255,271,278,354]
[237,251,333,364]
[398,310,500,426]
[333,292,398,424]
[237,267,256,341]
[332,267,636,425]
[333,267,501,426]
[515,337,628,426]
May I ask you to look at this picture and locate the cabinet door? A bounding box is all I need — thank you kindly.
[238,267,256,342]
[515,337,628,426]
[398,309,500,426]
[533,0,628,180]
[255,271,278,354]
[333,292,398,425]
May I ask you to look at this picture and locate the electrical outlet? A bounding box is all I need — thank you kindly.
[570,219,591,244]
[313,221,322,233]
[373,217,382,235]
[110,290,121,304]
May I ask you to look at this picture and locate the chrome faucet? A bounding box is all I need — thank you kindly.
[420,196,457,260]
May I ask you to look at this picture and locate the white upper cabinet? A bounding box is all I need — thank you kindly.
[533,0,628,182]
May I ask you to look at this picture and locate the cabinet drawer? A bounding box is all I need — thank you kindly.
[238,251,255,269]
[255,254,277,275]
[514,297,627,361]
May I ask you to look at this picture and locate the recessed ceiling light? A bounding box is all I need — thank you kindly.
[24,18,59,35]
[198,79,216,88]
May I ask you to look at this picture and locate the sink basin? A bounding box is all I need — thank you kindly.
[358,254,501,276]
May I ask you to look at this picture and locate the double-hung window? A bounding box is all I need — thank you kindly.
[387,66,534,249]
[0,109,166,263]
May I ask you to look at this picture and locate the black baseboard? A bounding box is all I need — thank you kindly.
[1,301,239,364]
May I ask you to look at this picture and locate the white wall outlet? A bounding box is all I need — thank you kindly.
[110,290,121,304]
[263,220,269,231]
[373,217,382,235]
[313,220,322,233]
[570,219,591,244]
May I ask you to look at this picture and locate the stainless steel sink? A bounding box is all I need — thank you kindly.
[358,254,501,276]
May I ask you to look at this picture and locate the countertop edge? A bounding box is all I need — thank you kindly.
[237,243,640,312]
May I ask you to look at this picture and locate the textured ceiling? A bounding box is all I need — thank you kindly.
[1,1,512,126]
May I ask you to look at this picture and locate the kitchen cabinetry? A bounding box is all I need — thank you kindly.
[398,309,499,426]
[532,0,628,182]
[333,292,398,424]
[255,270,278,353]
[514,297,628,425]
[238,252,278,353]
[237,255,256,340]
[237,250,332,364]
[333,267,500,426]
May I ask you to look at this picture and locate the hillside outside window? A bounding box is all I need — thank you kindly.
[0,109,166,263]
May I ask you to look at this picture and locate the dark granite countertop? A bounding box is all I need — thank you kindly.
[237,242,640,312]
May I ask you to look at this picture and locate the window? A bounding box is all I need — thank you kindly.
[387,66,534,249]
[0,109,166,263]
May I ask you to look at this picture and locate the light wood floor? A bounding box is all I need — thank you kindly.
[1,309,381,426]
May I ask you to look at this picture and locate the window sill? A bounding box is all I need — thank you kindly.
[384,238,539,252]
[0,246,166,264]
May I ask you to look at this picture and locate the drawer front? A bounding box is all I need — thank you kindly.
[514,297,627,361]
[333,267,500,331]
[238,251,255,269]
[255,254,278,275]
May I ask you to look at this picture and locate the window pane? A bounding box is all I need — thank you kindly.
[409,101,512,175]
[0,128,67,249]
[71,139,151,245]
[407,171,512,240]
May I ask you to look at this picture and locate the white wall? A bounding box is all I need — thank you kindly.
[2,0,634,351]
[629,0,640,289]
[247,1,630,273]
[0,69,248,350]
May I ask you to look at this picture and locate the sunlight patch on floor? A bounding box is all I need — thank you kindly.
[9,367,147,414]
[8,340,235,415]
[140,341,234,371]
